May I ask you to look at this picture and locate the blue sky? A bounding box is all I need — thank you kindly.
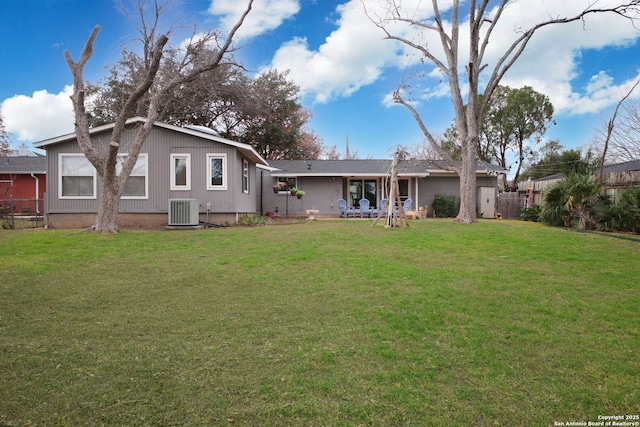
[2,0,640,165]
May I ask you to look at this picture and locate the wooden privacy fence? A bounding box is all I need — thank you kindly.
[496,192,522,219]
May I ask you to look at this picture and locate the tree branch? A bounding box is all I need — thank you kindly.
[64,25,105,173]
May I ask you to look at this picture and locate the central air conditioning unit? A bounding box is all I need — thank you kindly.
[168,199,200,226]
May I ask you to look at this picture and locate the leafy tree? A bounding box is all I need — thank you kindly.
[88,58,324,160]
[233,70,323,160]
[368,1,639,223]
[520,142,596,181]
[438,126,463,161]
[291,109,324,160]
[559,150,596,176]
[441,85,554,187]
[87,50,245,129]
[65,0,255,233]
[539,173,605,229]
[482,86,554,189]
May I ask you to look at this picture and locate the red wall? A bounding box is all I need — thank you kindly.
[0,173,46,214]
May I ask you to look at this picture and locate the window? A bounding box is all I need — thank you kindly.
[171,154,191,190]
[398,179,409,202]
[60,154,96,199]
[349,178,378,208]
[242,159,249,194]
[207,153,227,190]
[276,177,296,193]
[117,154,148,199]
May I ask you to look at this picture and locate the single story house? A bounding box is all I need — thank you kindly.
[258,159,504,218]
[34,117,268,229]
[0,146,47,215]
[33,118,505,228]
[600,159,640,199]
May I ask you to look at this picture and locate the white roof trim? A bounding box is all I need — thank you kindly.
[270,172,431,178]
[257,164,281,172]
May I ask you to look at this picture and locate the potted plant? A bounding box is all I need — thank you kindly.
[290,188,298,196]
[273,182,287,193]
[296,190,305,199]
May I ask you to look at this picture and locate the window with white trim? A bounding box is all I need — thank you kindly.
[242,159,249,194]
[117,154,148,199]
[170,153,191,190]
[277,177,296,193]
[207,153,227,190]
[60,154,96,199]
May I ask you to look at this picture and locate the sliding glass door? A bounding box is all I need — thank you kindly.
[349,179,378,208]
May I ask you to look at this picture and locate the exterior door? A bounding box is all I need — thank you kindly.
[477,187,496,218]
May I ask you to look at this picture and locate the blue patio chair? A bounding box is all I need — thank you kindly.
[395,198,413,215]
[378,199,388,217]
[338,198,355,218]
[359,198,374,218]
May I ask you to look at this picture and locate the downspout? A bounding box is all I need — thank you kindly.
[260,170,264,216]
[31,173,40,214]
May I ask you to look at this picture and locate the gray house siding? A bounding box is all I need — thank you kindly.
[258,175,343,217]
[38,120,266,228]
[259,160,502,218]
[416,176,458,214]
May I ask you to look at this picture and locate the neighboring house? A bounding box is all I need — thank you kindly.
[519,159,640,206]
[0,150,47,215]
[600,159,640,199]
[34,118,268,229]
[258,159,504,218]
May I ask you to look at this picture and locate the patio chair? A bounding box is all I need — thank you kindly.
[337,198,355,218]
[359,198,374,218]
[377,199,388,217]
[395,198,413,215]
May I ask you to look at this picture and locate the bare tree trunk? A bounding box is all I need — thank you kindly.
[94,177,122,233]
[456,137,478,222]
[64,0,254,233]
[368,0,640,224]
[599,78,640,181]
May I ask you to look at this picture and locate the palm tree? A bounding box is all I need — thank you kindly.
[540,174,606,229]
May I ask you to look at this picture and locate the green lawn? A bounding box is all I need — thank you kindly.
[1,220,638,426]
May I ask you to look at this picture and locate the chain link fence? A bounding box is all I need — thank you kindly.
[0,197,44,229]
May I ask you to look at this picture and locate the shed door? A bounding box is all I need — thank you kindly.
[477,187,496,218]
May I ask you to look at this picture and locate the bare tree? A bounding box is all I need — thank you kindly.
[64,0,254,233]
[406,136,445,160]
[367,0,640,223]
[597,79,640,181]
[594,94,640,168]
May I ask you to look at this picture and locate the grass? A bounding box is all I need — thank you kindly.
[1,220,639,426]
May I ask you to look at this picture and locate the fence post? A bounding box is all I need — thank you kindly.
[9,195,15,229]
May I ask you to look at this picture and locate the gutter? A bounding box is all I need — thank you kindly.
[30,173,40,214]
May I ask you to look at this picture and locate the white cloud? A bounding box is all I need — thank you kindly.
[208,0,300,40]
[262,0,640,116]
[1,86,75,143]
[265,1,404,104]
[485,1,640,115]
